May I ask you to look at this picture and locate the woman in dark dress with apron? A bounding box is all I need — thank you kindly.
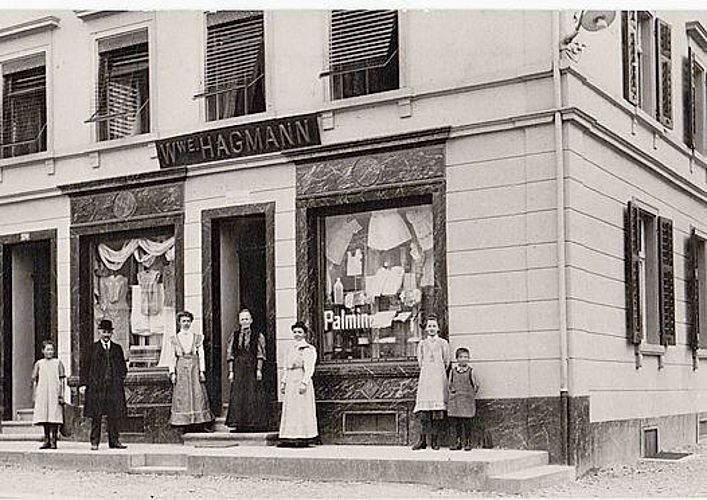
[225,308,267,432]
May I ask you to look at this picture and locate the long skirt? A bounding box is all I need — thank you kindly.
[225,351,267,430]
[170,354,213,426]
[279,368,317,439]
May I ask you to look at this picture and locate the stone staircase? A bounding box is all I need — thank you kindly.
[0,409,43,441]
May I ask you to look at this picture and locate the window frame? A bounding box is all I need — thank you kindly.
[324,9,401,102]
[201,10,267,122]
[0,53,48,160]
[88,26,153,143]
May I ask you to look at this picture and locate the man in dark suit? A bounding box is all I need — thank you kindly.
[79,319,128,450]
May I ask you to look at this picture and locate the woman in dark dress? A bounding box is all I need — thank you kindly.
[225,308,267,432]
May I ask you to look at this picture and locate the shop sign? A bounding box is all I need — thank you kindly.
[324,309,373,331]
[156,113,321,168]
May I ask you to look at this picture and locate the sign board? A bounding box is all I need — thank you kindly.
[156,113,321,168]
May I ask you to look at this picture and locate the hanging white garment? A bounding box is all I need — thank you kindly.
[326,218,362,265]
[367,210,411,251]
[346,249,363,276]
[405,207,433,251]
[98,236,175,272]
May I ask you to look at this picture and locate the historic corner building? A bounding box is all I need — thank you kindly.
[1,8,707,473]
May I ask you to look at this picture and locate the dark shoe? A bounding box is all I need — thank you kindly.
[450,440,462,451]
[39,441,51,450]
[464,443,473,451]
[430,436,440,450]
[411,436,427,450]
[109,443,127,449]
[90,444,99,451]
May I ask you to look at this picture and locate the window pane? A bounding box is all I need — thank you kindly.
[321,205,433,362]
[1,64,46,159]
[92,230,176,369]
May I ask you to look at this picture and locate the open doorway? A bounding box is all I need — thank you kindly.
[204,204,276,429]
[1,239,53,420]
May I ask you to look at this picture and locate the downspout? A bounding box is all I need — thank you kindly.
[552,10,571,465]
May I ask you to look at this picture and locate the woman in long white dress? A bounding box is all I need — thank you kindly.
[412,315,450,450]
[32,340,65,450]
[278,321,318,447]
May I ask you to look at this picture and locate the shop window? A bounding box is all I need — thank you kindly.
[320,204,433,362]
[203,11,265,121]
[625,201,675,347]
[1,54,47,159]
[622,11,673,128]
[91,229,175,369]
[327,10,399,100]
[88,30,150,141]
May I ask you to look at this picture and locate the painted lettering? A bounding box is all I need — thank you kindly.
[265,125,279,149]
[199,135,214,160]
[229,130,243,153]
[216,133,230,157]
[244,127,263,152]
[278,123,294,147]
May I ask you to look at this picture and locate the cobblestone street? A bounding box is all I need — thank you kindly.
[2,443,707,499]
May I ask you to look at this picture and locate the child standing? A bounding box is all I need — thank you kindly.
[412,314,450,450]
[32,340,66,450]
[447,347,479,451]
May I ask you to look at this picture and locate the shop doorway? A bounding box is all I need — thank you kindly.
[1,240,52,420]
[204,203,276,425]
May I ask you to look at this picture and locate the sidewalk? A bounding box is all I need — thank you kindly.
[0,440,571,493]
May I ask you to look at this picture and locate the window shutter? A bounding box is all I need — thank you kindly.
[329,10,398,72]
[688,229,701,350]
[685,46,697,149]
[625,201,642,344]
[205,12,264,92]
[622,11,639,106]
[658,216,676,346]
[656,19,673,128]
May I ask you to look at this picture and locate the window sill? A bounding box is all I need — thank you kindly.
[322,86,413,113]
[0,150,53,169]
[639,343,666,356]
[89,132,157,154]
[200,109,272,130]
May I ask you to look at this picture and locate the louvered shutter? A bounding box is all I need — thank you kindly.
[625,201,642,344]
[205,12,264,93]
[92,40,149,140]
[329,10,398,73]
[1,62,46,158]
[688,229,701,350]
[622,11,639,106]
[658,216,676,345]
[685,47,697,149]
[656,19,673,128]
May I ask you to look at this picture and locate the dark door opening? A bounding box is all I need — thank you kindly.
[211,213,274,424]
[1,240,51,420]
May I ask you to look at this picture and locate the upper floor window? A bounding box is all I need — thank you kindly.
[88,30,150,141]
[204,11,265,121]
[625,201,675,348]
[1,54,47,159]
[328,10,399,100]
[622,11,673,128]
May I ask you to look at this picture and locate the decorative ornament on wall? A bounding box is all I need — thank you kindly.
[113,191,138,220]
[351,157,383,188]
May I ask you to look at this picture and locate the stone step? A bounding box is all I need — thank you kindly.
[16,409,34,422]
[132,453,188,468]
[183,431,278,448]
[0,433,44,441]
[128,466,188,475]
[487,464,576,494]
[1,421,43,435]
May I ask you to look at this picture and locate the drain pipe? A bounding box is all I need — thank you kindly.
[552,10,571,466]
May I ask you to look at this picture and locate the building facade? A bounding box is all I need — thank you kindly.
[0,9,706,473]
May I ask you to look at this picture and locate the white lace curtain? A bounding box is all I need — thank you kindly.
[97,236,175,271]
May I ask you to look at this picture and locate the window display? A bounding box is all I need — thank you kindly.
[91,231,176,369]
[321,205,434,362]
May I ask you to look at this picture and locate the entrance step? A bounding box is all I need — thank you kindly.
[1,421,43,435]
[16,409,34,422]
[487,464,576,494]
[183,431,278,448]
[128,466,188,475]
